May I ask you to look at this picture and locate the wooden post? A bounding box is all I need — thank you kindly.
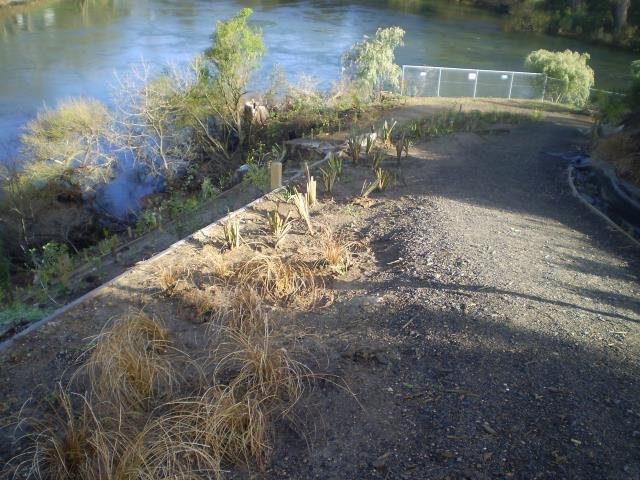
[270,161,282,190]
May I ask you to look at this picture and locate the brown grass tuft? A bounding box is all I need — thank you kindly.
[82,312,177,408]
[317,228,353,275]
[232,255,320,309]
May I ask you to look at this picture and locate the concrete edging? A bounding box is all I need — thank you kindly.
[0,151,335,354]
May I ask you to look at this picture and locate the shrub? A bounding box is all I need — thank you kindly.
[629,60,640,109]
[525,49,594,106]
[20,98,114,192]
[342,26,405,97]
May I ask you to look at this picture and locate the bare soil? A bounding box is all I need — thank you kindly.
[1,101,639,479]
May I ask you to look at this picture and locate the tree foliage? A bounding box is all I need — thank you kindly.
[525,49,595,105]
[342,27,405,96]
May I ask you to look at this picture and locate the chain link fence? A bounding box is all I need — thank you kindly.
[402,65,546,101]
[401,65,625,106]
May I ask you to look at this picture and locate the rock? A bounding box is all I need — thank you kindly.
[373,452,391,471]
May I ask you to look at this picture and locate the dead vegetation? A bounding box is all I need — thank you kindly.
[8,146,396,479]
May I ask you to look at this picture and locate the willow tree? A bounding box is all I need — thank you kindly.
[342,26,405,98]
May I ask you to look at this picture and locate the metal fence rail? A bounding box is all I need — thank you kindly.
[401,65,547,101]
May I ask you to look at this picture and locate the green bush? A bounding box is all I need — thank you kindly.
[629,60,640,109]
[525,49,594,106]
[342,26,405,97]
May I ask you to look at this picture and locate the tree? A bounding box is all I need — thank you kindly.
[201,8,266,152]
[525,49,595,106]
[342,26,405,97]
[613,0,631,31]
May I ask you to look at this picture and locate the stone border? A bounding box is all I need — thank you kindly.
[567,164,640,249]
[0,151,335,354]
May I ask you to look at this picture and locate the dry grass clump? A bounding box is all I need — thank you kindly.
[224,287,269,335]
[317,228,353,275]
[158,386,271,473]
[231,255,320,309]
[176,285,221,324]
[220,329,310,415]
[82,312,177,408]
[157,264,189,296]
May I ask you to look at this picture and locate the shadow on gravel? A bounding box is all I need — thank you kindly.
[420,280,640,323]
[271,294,640,479]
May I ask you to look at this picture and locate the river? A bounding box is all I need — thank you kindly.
[0,0,637,156]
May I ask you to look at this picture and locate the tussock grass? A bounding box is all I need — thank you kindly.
[223,329,309,414]
[158,264,189,296]
[232,255,320,309]
[317,228,353,275]
[82,312,177,408]
[213,286,269,335]
[177,285,220,324]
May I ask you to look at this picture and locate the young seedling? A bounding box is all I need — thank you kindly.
[292,188,315,235]
[371,149,384,171]
[320,166,337,196]
[364,133,374,156]
[375,168,393,192]
[346,135,362,165]
[327,152,343,177]
[381,119,397,146]
[266,207,292,248]
[223,217,242,250]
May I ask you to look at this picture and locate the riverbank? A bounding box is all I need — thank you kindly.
[2,99,638,478]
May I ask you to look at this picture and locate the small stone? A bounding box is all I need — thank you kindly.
[373,452,391,471]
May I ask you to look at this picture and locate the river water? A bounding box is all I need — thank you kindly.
[0,0,636,156]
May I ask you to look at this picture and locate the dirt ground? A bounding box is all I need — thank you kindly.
[1,102,639,479]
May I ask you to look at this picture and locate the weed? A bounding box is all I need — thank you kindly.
[29,241,73,294]
[201,177,220,201]
[97,232,119,256]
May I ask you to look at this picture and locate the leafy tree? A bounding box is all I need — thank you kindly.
[342,26,405,97]
[200,8,266,152]
[525,49,595,106]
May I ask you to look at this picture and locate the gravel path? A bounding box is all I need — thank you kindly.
[279,117,640,479]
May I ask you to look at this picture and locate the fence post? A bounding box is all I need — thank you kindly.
[541,74,548,101]
[270,161,282,190]
[508,72,515,99]
[401,65,405,96]
[437,67,442,97]
[473,70,479,98]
